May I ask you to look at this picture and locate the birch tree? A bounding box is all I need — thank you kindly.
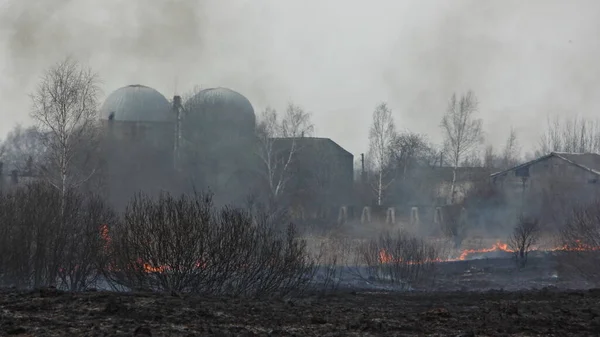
[502,126,520,169]
[368,102,396,206]
[256,103,314,210]
[30,57,101,210]
[440,91,483,204]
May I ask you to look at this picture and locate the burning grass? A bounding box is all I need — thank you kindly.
[101,192,316,297]
[5,181,600,295]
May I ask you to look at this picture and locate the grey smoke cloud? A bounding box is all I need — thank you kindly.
[1,0,600,157]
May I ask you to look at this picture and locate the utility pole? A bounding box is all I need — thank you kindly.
[361,153,365,183]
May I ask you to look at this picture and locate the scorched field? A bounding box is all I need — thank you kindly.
[1,285,600,336]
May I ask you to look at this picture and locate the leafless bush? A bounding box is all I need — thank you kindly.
[557,201,600,285]
[0,182,111,290]
[507,216,540,268]
[353,230,439,290]
[306,234,354,293]
[104,191,315,297]
[57,194,117,290]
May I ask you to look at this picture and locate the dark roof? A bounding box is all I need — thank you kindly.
[270,137,353,157]
[421,166,491,182]
[490,152,600,178]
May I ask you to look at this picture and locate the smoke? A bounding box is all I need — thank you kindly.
[2,0,600,156]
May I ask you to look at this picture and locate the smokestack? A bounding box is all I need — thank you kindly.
[173,95,182,170]
[361,153,365,183]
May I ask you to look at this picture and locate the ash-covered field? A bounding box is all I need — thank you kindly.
[2,254,599,336]
[2,285,600,336]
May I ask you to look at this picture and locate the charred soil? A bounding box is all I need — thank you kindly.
[1,287,600,336]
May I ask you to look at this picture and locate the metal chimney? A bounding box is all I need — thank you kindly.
[172,95,183,170]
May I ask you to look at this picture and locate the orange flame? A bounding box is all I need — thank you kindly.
[553,240,600,252]
[377,250,443,265]
[377,239,600,266]
[456,241,514,261]
[99,224,110,249]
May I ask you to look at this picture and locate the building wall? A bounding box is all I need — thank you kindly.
[493,156,600,198]
[278,139,354,220]
[492,156,600,227]
[100,120,177,209]
[435,181,475,204]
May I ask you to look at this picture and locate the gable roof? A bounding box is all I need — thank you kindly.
[490,152,600,178]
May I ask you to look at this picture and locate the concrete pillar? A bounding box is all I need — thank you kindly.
[361,206,371,224]
[337,206,348,225]
[434,207,443,224]
[386,207,396,224]
[410,207,420,225]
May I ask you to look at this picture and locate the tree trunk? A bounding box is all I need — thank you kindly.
[449,166,457,204]
[377,170,383,206]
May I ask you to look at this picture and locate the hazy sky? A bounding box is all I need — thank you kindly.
[1,0,600,158]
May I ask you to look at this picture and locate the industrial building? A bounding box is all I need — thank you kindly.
[97,84,355,214]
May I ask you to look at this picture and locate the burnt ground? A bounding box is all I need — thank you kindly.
[2,255,599,336]
[2,287,600,336]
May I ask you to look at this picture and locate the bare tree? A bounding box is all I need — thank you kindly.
[461,149,483,167]
[507,216,540,268]
[557,201,600,285]
[0,124,47,174]
[29,56,101,211]
[389,131,432,180]
[483,144,496,169]
[385,132,444,206]
[502,126,520,169]
[368,102,396,206]
[255,103,314,213]
[538,115,600,155]
[440,91,483,204]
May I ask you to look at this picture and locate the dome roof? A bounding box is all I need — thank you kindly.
[186,87,255,129]
[99,84,172,122]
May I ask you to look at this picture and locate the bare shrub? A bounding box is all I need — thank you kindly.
[557,201,600,285]
[104,191,315,297]
[0,182,111,290]
[306,234,353,293]
[353,230,439,290]
[57,194,117,290]
[507,216,540,268]
[0,182,61,287]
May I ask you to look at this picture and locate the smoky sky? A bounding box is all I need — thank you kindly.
[1,0,600,157]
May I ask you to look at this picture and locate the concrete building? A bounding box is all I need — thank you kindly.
[270,137,354,220]
[98,84,177,208]
[178,87,258,205]
[490,152,600,227]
